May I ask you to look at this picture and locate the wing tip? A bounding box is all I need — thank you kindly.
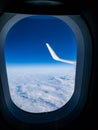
[46,43,49,46]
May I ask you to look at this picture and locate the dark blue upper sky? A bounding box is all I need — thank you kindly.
[5,15,77,65]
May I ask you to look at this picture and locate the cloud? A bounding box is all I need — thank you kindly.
[7,65,76,113]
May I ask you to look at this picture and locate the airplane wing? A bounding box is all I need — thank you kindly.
[46,43,76,65]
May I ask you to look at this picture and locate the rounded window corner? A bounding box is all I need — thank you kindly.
[0,13,92,124]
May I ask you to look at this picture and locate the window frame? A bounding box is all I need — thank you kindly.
[0,13,92,124]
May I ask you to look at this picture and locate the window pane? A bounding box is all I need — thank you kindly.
[4,15,77,113]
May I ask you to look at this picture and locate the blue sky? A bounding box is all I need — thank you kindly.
[5,15,77,66]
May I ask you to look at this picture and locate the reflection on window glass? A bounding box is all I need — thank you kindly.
[5,15,77,113]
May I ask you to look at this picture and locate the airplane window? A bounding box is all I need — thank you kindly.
[4,15,77,113]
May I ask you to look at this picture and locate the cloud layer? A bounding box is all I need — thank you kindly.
[7,65,76,113]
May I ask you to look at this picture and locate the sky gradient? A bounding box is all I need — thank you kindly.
[5,15,77,66]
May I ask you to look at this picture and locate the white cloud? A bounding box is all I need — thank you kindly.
[6,65,76,113]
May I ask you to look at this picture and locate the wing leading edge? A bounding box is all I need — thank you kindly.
[46,43,76,65]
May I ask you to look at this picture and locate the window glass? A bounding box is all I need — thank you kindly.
[4,15,77,113]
